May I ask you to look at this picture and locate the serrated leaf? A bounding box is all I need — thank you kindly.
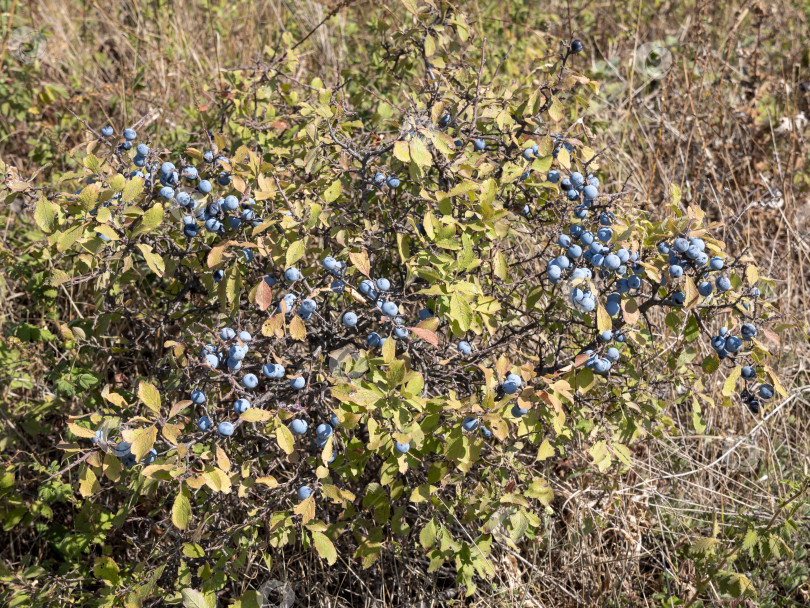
[34,196,56,232]
[130,425,157,460]
[138,381,161,415]
[294,495,316,523]
[79,467,100,497]
[57,225,83,252]
[393,141,410,163]
[131,204,164,238]
[241,409,272,423]
[596,305,612,333]
[722,366,741,397]
[276,425,295,455]
[349,250,371,277]
[311,531,337,565]
[121,177,144,203]
[409,137,432,168]
[323,180,342,203]
[180,588,214,608]
[285,240,306,268]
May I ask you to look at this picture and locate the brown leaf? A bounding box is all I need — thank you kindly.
[255,279,273,311]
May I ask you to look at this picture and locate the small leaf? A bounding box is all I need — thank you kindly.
[276,425,295,455]
[596,305,612,333]
[722,366,741,397]
[138,381,161,415]
[349,250,371,277]
[408,326,438,346]
[323,180,342,203]
[286,240,306,267]
[241,409,272,423]
[311,531,337,565]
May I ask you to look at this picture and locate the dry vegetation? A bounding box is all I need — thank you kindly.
[2,0,810,606]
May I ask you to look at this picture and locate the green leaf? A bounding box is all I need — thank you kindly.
[286,240,306,267]
[57,225,83,252]
[276,425,295,455]
[722,366,741,397]
[322,180,342,203]
[409,137,432,167]
[131,203,164,238]
[34,196,56,232]
[420,519,437,549]
[449,292,472,332]
[172,487,191,530]
[311,531,337,565]
[180,588,214,608]
[121,177,144,203]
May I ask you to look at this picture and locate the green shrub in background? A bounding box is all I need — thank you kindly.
[1,1,806,606]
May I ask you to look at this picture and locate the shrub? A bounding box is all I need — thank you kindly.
[0,2,799,605]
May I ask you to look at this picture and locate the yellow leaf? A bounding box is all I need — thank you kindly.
[130,426,157,461]
[596,305,612,333]
[684,275,699,309]
[294,495,316,523]
[285,240,306,268]
[289,316,307,341]
[311,531,337,565]
[216,446,231,472]
[276,425,295,455]
[349,250,371,277]
[722,366,741,397]
[79,467,100,497]
[393,140,410,163]
[138,381,161,415]
[172,487,191,529]
[241,409,273,423]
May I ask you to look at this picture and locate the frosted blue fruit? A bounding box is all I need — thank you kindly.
[381,301,398,317]
[183,166,198,180]
[204,151,214,162]
[301,299,317,314]
[741,323,757,339]
[558,234,571,248]
[570,172,584,188]
[290,377,306,390]
[373,172,386,185]
[135,143,149,156]
[394,441,410,454]
[616,248,630,263]
[234,399,251,414]
[605,300,620,316]
[122,453,137,467]
[604,254,621,270]
[242,374,258,389]
[133,156,146,167]
[669,265,684,278]
[229,345,247,361]
[198,180,212,194]
[567,189,580,201]
[176,192,191,206]
[212,270,224,283]
[217,173,231,186]
[123,128,137,141]
[458,341,472,355]
[323,256,337,271]
[511,403,529,417]
[741,366,756,380]
[473,138,486,151]
[548,265,562,281]
[719,326,729,336]
[227,358,242,371]
[376,278,391,291]
[690,238,705,251]
[142,448,158,464]
[217,421,234,436]
[628,275,642,290]
[567,244,582,259]
[284,268,301,282]
[462,417,479,432]
[297,486,313,501]
[222,195,239,211]
[330,413,340,427]
[316,424,333,439]
[220,327,236,340]
[481,426,492,438]
[696,252,709,266]
[502,380,520,395]
[112,441,132,457]
[686,245,701,259]
[698,281,713,296]
[359,279,375,295]
[522,148,534,160]
[191,390,206,404]
[580,231,594,246]
[709,256,724,270]
[547,170,561,183]
[711,336,726,352]
[600,330,612,341]
[101,126,114,137]
[759,384,773,399]
[394,327,409,339]
[439,113,451,127]
[672,291,686,306]
[605,347,620,362]
[262,363,285,379]
[672,238,689,253]
[716,276,731,291]
[725,336,742,352]
[290,419,308,435]
[205,218,221,232]
[582,185,598,200]
[160,162,175,175]
[419,308,434,320]
[204,354,219,368]
[366,332,381,347]
[580,296,596,312]
[386,176,400,188]
[342,312,358,327]
[594,358,611,373]
[235,331,250,343]
[159,186,174,200]
[591,253,604,267]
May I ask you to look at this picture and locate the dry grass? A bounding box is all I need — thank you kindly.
[2,0,810,606]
